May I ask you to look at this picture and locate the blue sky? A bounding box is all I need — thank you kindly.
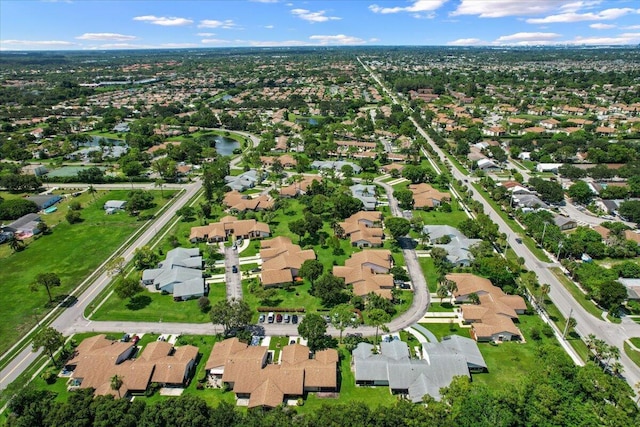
[1,0,640,50]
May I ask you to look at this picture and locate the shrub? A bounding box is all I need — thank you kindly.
[69,201,82,211]
[198,296,211,313]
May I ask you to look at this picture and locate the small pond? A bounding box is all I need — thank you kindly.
[214,135,240,156]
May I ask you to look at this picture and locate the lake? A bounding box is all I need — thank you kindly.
[88,136,125,147]
[214,135,240,156]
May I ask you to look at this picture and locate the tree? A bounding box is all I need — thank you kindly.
[198,296,211,313]
[298,259,324,285]
[37,220,49,235]
[393,189,414,210]
[32,327,64,363]
[567,181,594,205]
[619,200,640,223]
[210,298,252,336]
[297,313,327,351]
[313,273,348,306]
[114,277,144,300]
[65,210,82,224]
[133,246,159,270]
[468,292,480,305]
[7,234,24,253]
[289,218,307,243]
[385,217,411,241]
[597,281,627,311]
[154,179,165,198]
[176,206,196,221]
[538,283,551,308]
[436,285,449,303]
[110,374,124,398]
[126,190,154,214]
[330,304,357,343]
[389,266,410,282]
[87,185,97,201]
[30,272,61,303]
[0,199,39,219]
[366,308,390,347]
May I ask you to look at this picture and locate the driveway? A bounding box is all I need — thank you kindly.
[224,246,242,301]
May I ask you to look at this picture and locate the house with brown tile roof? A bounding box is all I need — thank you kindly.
[259,236,316,287]
[189,215,270,243]
[65,335,198,398]
[447,273,526,342]
[279,175,322,198]
[261,154,297,168]
[408,183,450,209]
[333,249,394,299]
[223,191,274,212]
[205,338,338,408]
[339,211,384,248]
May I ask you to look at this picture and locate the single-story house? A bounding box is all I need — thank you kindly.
[259,236,316,287]
[142,247,205,300]
[104,200,127,212]
[422,225,482,267]
[333,250,394,299]
[536,163,563,173]
[553,215,577,231]
[3,213,41,235]
[447,273,526,342]
[408,183,450,210]
[339,211,384,248]
[353,335,485,401]
[223,191,274,212]
[350,184,378,211]
[27,195,62,210]
[205,338,338,408]
[66,334,198,398]
[224,170,263,192]
[617,278,640,301]
[476,158,500,171]
[190,215,270,243]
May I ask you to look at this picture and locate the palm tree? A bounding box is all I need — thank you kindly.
[446,280,458,304]
[154,179,165,198]
[8,234,24,253]
[436,285,449,304]
[110,374,124,398]
[538,283,551,308]
[468,292,480,305]
[87,185,97,201]
[366,308,390,348]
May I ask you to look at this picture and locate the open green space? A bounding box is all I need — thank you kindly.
[624,342,640,369]
[243,279,322,320]
[301,348,397,412]
[630,337,640,348]
[0,189,171,356]
[550,267,603,318]
[418,257,439,292]
[412,198,468,228]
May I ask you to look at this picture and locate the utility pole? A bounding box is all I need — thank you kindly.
[541,221,549,246]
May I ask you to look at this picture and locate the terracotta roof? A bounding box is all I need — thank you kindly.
[408,183,450,209]
[259,236,316,286]
[190,216,270,241]
[205,337,248,370]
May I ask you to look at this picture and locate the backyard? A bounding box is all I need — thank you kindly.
[0,189,172,355]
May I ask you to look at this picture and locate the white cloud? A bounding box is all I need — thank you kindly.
[0,39,75,47]
[527,8,638,24]
[452,0,563,18]
[198,19,239,29]
[76,33,137,41]
[133,15,193,26]
[291,8,341,23]
[251,0,279,2]
[197,32,215,37]
[244,39,308,47]
[98,43,149,49]
[161,43,199,48]
[623,25,640,30]
[369,0,447,15]
[309,34,365,45]
[201,38,231,44]
[568,33,640,44]
[447,38,484,46]
[495,32,562,42]
[590,23,615,29]
[264,25,274,29]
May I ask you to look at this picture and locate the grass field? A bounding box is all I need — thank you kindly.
[624,342,640,369]
[0,189,171,355]
[418,257,439,292]
[550,267,603,318]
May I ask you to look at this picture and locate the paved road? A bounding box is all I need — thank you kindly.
[0,180,202,390]
[224,246,242,301]
[360,57,640,393]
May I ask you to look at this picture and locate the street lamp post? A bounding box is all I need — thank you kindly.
[541,221,549,246]
[556,242,564,260]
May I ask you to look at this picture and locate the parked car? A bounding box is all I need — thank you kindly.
[232,265,238,273]
[291,314,298,324]
[289,339,296,345]
[276,313,283,323]
[121,333,130,342]
[259,314,265,323]
[267,312,274,323]
[283,314,290,323]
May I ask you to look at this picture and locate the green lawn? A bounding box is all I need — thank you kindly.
[550,267,603,318]
[412,198,469,228]
[0,190,171,355]
[418,257,439,292]
[624,342,640,369]
[300,348,397,413]
[630,337,640,348]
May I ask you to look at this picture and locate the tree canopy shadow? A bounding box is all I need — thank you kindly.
[126,295,151,310]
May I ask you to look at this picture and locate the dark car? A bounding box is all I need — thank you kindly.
[291,314,298,324]
[259,314,265,323]
[232,265,238,273]
[276,313,283,323]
